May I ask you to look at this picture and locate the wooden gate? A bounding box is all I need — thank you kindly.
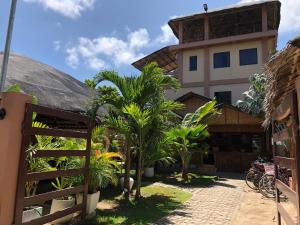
[272,92,300,225]
[14,103,93,225]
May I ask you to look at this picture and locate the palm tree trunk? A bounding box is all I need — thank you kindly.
[181,154,190,181]
[124,143,131,200]
[135,150,142,199]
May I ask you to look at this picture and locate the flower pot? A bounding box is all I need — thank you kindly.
[76,191,100,215]
[50,198,75,224]
[144,167,155,178]
[119,177,134,191]
[22,206,43,223]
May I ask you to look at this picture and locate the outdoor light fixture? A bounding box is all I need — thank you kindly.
[203,3,208,13]
[0,108,6,120]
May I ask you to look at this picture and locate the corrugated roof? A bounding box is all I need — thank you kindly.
[132,46,177,72]
[0,52,94,112]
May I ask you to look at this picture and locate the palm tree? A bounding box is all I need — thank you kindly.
[87,63,181,199]
[236,73,266,116]
[166,100,219,181]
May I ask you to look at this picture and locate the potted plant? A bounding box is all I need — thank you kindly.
[50,176,75,224]
[119,175,135,192]
[49,154,80,224]
[22,148,53,223]
[75,150,121,215]
[143,144,175,178]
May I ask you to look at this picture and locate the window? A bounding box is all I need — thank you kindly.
[215,91,232,105]
[239,48,258,66]
[213,52,230,68]
[189,56,197,71]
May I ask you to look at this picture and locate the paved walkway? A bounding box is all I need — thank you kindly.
[154,173,245,225]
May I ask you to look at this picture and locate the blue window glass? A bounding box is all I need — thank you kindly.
[213,52,230,68]
[239,48,258,66]
[189,56,197,71]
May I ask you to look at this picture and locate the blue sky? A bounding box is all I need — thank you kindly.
[0,0,299,82]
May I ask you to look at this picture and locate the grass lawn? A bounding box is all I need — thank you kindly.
[86,185,192,225]
[149,172,218,187]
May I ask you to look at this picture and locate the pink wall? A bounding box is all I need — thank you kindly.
[0,92,32,225]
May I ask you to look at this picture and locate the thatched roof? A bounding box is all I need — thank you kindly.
[263,35,300,126]
[132,46,177,73]
[1,52,94,112]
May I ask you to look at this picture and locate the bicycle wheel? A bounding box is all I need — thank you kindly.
[259,174,276,198]
[245,170,259,190]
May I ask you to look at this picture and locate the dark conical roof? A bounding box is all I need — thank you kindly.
[0,52,93,112]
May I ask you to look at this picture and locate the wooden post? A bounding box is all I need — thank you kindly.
[272,119,281,225]
[292,91,300,225]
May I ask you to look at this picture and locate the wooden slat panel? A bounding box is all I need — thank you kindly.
[277,203,297,225]
[30,103,90,123]
[273,129,290,142]
[22,204,83,225]
[274,156,295,170]
[33,150,87,158]
[26,168,85,181]
[24,186,84,207]
[276,180,298,206]
[208,124,263,133]
[29,127,88,138]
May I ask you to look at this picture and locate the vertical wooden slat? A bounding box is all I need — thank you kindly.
[292,91,300,225]
[273,119,282,225]
[81,119,93,220]
[14,103,33,225]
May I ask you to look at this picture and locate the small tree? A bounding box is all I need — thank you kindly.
[85,63,181,200]
[236,73,266,116]
[167,100,219,181]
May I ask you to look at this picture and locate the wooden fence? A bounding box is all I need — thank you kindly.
[14,103,93,225]
[272,91,300,225]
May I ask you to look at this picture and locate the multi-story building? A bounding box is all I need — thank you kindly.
[133,0,280,105]
[132,0,281,172]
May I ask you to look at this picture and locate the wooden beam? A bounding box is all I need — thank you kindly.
[204,15,209,40]
[262,4,268,32]
[170,30,277,51]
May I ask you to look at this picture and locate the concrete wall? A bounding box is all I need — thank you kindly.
[209,40,263,81]
[182,48,205,83]
[181,39,270,82]
[0,92,32,225]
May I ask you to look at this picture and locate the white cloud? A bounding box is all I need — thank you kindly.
[65,28,149,70]
[53,40,61,51]
[155,24,177,44]
[23,0,95,19]
[66,47,79,69]
[65,24,178,71]
[238,0,300,33]
[128,29,150,49]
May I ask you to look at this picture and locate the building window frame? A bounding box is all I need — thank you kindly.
[239,48,258,66]
[213,51,230,69]
[189,55,198,71]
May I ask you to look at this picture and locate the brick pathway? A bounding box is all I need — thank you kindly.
[154,173,244,225]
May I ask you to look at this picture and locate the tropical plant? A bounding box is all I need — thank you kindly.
[25,148,54,197]
[166,100,219,181]
[236,73,266,116]
[87,63,181,199]
[68,150,121,194]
